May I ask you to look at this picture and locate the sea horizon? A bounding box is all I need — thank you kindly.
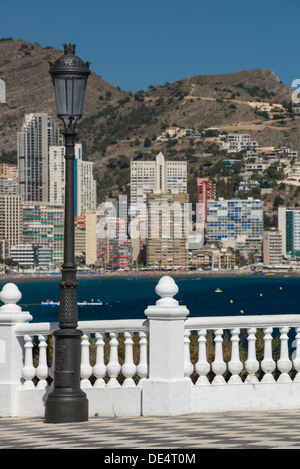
[2,271,299,324]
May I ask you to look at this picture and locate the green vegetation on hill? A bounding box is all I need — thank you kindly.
[1,39,300,216]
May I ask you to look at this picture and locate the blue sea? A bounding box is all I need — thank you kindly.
[1,273,299,323]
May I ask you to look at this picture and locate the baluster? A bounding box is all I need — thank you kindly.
[277,326,292,382]
[22,335,36,389]
[122,332,136,387]
[80,333,92,388]
[48,335,55,388]
[293,327,300,382]
[106,332,121,387]
[184,329,194,380]
[245,327,259,383]
[195,329,210,385]
[212,329,226,385]
[137,331,148,387]
[261,327,275,383]
[93,332,106,388]
[228,328,243,384]
[36,335,49,389]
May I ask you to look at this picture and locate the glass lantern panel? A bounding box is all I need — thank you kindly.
[53,77,68,116]
[72,79,87,116]
[54,77,86,124]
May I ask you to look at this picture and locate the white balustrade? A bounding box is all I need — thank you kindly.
[106,332,121,387]
[195,329,210,385]
[36,335,49,389]
[122,332,137,387]
[14,320,149,390]
[4,279,300,418]
[212,329,227,385]
[261,327,275,383]
[293,327,300,382]
[277,327,292,382]
[14,308,300,390]
[184,330,194,379]
[185,316,300,386]
[245,327,259,383]
[22,335,35,389]
[20,334,52,389]
[80,333,93,388]
[228,328,243,384]
[93,332,106,388]
[136,331,148,387]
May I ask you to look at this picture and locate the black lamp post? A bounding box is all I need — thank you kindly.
[44,44,90,423]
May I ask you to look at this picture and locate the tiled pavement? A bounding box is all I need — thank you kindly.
[2,410,300,450]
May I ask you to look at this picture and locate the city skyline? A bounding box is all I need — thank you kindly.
[1,104,300,270]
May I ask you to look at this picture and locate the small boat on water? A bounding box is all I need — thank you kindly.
[215,288,222,293]
[42,299,103,306]
[78,299,103,306]
[41,300,59,305]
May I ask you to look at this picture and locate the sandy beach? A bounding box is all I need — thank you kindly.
[0,268,299,282]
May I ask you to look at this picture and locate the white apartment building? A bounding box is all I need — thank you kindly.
[238,180,259,192]
[246,151,258,160]
[49,146,65,204]
[245,162,271,173]
[221,134,258,152]
[10,244,51,268]
[130,152,187,205]
[206,197,263,257]
[18,113,63,202]
[76,152,97,216]
[0,177,19,195]
[49,143,97,216]
[283,148,298,158]
[225,134,252,143]
[287,161,300,179]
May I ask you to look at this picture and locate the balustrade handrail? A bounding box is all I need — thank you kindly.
[185,313,300,330]
[14,318,149,336]
[78,318,148,333]
[14,314,300,336]
[14,322,58,336]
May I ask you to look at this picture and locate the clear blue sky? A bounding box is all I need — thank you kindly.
[0,0,298,92]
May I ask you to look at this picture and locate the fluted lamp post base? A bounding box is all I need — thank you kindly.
[44,329,88,423]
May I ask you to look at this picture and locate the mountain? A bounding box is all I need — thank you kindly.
[0,38,299,215]
[0,38,126,150]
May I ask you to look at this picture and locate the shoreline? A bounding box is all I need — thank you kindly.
[0,268,300,281]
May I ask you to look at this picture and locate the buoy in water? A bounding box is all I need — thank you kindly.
[230,300,233,303]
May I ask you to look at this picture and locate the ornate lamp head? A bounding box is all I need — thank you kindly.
[49,44,91,128]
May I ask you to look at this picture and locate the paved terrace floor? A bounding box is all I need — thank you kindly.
[1,409,300,450]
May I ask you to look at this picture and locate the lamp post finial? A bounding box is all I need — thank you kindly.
[63,43,76,55]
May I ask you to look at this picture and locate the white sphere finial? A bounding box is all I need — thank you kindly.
[0,283,22,307]
[155,276,179,305]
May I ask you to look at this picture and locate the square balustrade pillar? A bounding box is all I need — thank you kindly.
[0,283,32,416]
[142,276,191,416]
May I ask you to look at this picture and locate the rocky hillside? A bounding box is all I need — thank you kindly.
[0,38,126,151]
[0,38,299,214]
